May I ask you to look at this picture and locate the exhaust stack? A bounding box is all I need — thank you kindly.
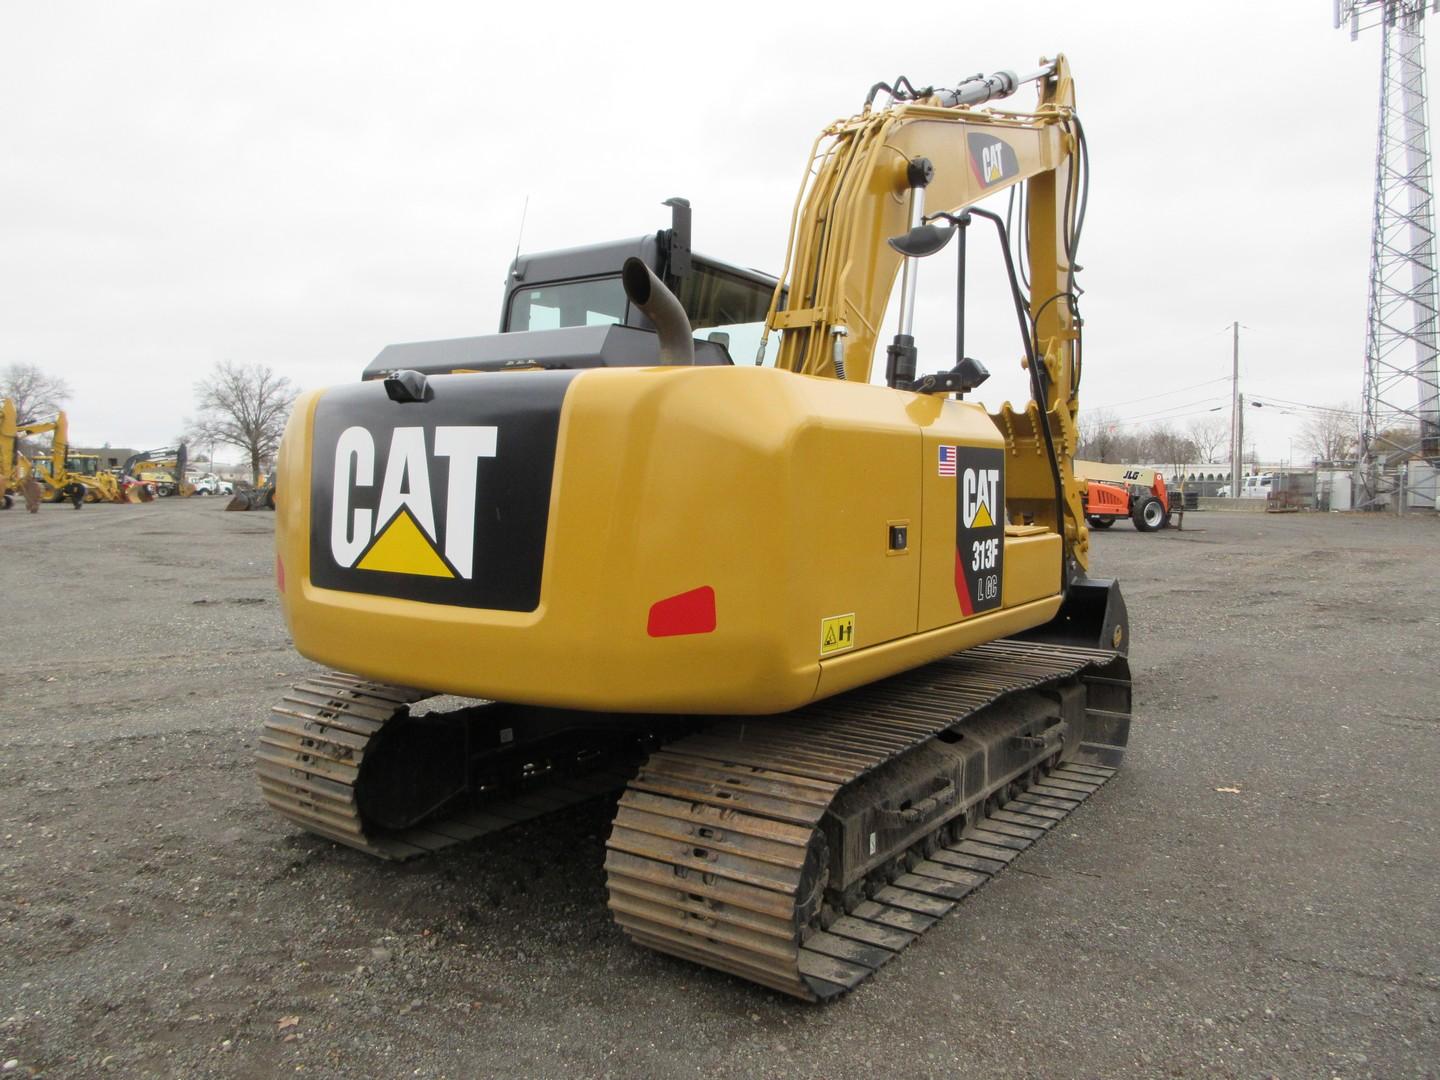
[622,257,694,365]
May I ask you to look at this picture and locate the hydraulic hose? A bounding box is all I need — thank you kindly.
[965,207,1070,590]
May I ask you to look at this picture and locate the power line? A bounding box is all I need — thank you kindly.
[1094,396,1229,427]
[1088,376,1231,412]
[1247,395,1363,417]
[1095,400,1231,431]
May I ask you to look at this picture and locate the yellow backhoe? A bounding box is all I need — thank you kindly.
[259,56,1131,999]
[2,400,124,507]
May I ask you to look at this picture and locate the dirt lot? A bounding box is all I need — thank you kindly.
[1,499,1437,1078]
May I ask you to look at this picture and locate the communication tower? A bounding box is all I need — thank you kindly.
[1338,0,1440,509]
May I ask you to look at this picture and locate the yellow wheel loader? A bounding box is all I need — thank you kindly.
[260,56,1131,999]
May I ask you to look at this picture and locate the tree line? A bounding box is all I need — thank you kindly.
[3,361,296,486]
[3,357,1380,482]
[1078,405,1362,469]
[1077,411,1229,468]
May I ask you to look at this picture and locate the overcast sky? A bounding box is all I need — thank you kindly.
[0,0,1414,460]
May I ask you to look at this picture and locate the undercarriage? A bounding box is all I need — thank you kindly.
[258,637,1130,999]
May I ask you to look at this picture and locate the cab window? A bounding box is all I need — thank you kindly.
[678,262,781,366]
[507,277,627,331]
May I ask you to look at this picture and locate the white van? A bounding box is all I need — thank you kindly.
[1217,473,1273,499]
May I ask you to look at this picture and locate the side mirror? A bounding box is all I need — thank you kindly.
[887,223,956,259]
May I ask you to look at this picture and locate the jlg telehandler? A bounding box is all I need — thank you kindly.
[260,56,1132,999]
[1076,460,1174,531]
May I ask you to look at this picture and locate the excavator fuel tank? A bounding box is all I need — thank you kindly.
[275,365,1064,714]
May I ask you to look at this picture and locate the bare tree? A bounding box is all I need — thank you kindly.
[1077,408,1122,461]
[1368,423,1420,463]
[1185,415,1228,463]
[1297,404,1360,464]
[190,362,298,485]
[1149,422,1198,476]
[2,363,71,425]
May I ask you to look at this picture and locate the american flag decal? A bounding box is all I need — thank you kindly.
[938,445,957,477]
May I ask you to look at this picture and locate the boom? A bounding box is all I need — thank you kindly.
[4,407,68,481]
[765,56,1091,569]
[1,399,14,484]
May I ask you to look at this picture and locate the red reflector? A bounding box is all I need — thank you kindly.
[647,586,716,638]
[953,548,972,616]
[275,554,286,594]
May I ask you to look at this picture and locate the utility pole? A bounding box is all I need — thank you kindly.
[1230,321,1241,501]
[1238,393,1245,478]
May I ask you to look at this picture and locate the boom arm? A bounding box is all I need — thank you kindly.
[763,56,1092,569]
[1,399,15,487]
[123,445,188,479]
[49,411,68,481]
[3,407,68,483]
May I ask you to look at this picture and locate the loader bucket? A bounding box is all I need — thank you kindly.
[226,485,275,511]
[1014,576,1129,656]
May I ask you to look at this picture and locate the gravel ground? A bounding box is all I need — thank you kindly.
[1,499,1437,1078]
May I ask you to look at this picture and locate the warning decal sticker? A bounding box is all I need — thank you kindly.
[820,613,855,656]
[955,448,1005,616]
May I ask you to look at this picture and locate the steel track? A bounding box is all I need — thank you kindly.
[603,639,1131,999]
[256,672,633,859]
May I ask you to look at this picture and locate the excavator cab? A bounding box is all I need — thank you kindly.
[500,199,782,366]
[364,202,782,379]
[503,252,778,343]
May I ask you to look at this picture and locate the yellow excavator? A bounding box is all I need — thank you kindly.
[260,56,1132,999]
[122,446,190,497]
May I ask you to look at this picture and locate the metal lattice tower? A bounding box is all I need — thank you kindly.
[1338,0,1440,509]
